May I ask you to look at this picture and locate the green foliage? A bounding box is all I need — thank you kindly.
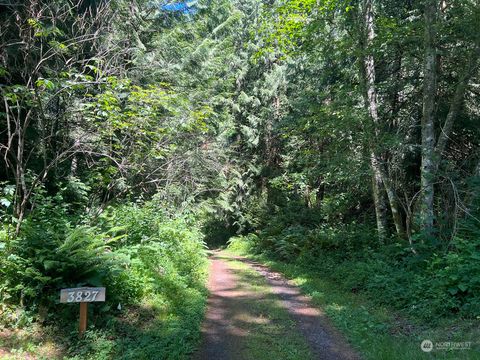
[227,233,260,254]
[67,329,116,360]
[229,215,480,320]
[235,251,480,360]
[1,225,109,308]
[0,197,208,358]
[2,0,480,357]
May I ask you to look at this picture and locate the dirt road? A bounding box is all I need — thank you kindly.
[193,251,360,360]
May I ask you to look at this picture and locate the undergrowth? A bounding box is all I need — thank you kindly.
[226,201,480,358]
[0,197,208,359]
[227,216,480,320]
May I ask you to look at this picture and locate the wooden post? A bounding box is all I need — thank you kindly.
[79,302,88,336]
[60,287,105,337]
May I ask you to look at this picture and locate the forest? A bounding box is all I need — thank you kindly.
[0,0,479,359]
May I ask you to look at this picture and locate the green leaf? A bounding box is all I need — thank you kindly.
[448,287,458,295]
[35,78,55,90]
[0,198,11,207]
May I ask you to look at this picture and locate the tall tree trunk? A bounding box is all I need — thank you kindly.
[362,0,405,239]
[420,0,438,234]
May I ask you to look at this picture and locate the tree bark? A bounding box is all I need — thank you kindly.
[420,0,438,234]
[358,0,389,241]
[371,155,389,241]
[381,172,406,238]
[362,0,405,239]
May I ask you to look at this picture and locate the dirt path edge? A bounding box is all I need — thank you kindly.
[233,255,361,360]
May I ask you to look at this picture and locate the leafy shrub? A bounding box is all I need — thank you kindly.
[227,233,260,254]
[1,224,117,318]
[100,204,208,291]
[228,211,480,320]
[0,197,208,359]
[433,236,480,317]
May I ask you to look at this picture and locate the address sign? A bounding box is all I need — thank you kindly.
[60,287,106,303]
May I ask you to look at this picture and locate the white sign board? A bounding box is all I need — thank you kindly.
[60,287,106,303]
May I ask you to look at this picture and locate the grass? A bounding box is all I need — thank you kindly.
[216,253,313,360]
[111,287,207,360]
[225,247,480,360]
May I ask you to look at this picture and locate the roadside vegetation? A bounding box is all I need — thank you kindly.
[1,200,207,359]
[227,225,480,359]
[1,0,479,358]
